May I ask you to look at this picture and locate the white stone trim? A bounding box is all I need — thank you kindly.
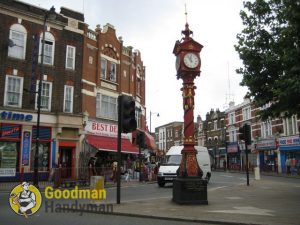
[81,79,96,86]
[81,89,95,97]
[100,54,120,64]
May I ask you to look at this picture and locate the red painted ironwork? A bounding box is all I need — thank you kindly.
[173,23,203,178]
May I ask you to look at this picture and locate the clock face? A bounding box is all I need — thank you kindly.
[183,53,199,68]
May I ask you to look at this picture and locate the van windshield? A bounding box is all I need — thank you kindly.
[164,155,182,166]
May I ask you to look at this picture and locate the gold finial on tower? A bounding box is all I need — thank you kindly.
[182,3,193,39]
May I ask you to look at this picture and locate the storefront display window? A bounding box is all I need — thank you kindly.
[0,142,19,171]
[30,143,50,171]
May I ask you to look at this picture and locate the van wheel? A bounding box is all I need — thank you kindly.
[158,181,165,187]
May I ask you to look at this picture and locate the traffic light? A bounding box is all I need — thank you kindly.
[136,131,145,148]
[238,124,251,145]
[244,124,251,145]
[119,95,137,133]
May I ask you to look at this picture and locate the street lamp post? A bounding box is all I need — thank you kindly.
[33,6,56,187]
[214,138,218,170]
[149,111,159,134]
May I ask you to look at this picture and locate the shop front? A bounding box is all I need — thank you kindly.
[0,110,84,182]
[0,123,22,180]
[279,135,300,175]
[83,120,139,180]
[217,147,226,169]
[0,122,52,182]
[226,142,240,170]
[255,138,278,173]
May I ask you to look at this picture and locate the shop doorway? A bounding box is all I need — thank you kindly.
[59,147,73,179]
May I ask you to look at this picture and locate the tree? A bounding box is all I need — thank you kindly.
[235,0,300,120]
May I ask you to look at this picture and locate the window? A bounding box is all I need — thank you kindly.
[4,75,23,107]
[283,116,297,136]
[137,79,141,95]
[229,129,237,142]
[39,32,55,65]
[242,106,251,121]
[261,121,272,138]
[110,63,117,82]
[8,24,27,59]
[66,45,76,70]
[214,121,218,130]
[135,109,141,128]
[100,58,107,79]
[63,85,73,113]
[0,142,20,172]
[96,94,117,120]
[229,112,235,125]
[30,142,50,171]
[36,81,52,111]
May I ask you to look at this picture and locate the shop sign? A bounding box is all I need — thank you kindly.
[256,139,276,150]
[279,136,300,146]
[85,121,127,138]
[22,131,31,166]
[0,168,16,177]
[227,142,238,153]
[0,124,21,139]
[0,111,33,121]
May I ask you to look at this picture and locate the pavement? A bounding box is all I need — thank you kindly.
[101,173,300,225]
[2,173,300,225]
[105,176,300,225]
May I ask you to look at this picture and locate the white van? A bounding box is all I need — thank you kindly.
[157,146,211,187]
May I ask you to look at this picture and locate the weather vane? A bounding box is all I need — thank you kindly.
[185,3,188,24]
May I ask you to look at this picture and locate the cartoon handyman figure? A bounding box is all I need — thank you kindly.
[16,182,36,215]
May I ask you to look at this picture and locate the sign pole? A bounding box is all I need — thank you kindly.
[245,142,250,186]
[117,95,122,204]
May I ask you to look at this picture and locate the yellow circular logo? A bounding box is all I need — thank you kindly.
[9,182,42,218]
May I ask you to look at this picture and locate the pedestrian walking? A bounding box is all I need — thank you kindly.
[111,160,117,183]
[223,160,227,171]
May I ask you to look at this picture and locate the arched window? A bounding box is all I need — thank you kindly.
[8,24,27,59]
[39,32,55,65]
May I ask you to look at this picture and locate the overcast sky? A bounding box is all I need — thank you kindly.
[21,0,248,131]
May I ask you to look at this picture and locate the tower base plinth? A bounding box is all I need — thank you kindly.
[172,177,208,205]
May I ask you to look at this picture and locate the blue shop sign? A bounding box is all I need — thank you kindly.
[279,136,300,151]
[0,111,33,121]
[22,131,31,166]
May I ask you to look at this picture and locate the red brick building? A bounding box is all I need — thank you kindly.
[0,0,85,181]
[0,0,152,182]
[225,98,300,175]
[80,23,152,171]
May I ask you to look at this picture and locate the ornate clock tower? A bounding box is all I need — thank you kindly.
[172,21,208,204]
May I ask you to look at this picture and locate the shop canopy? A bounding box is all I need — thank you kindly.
[85,135,139,154]
[132,129,157,152]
